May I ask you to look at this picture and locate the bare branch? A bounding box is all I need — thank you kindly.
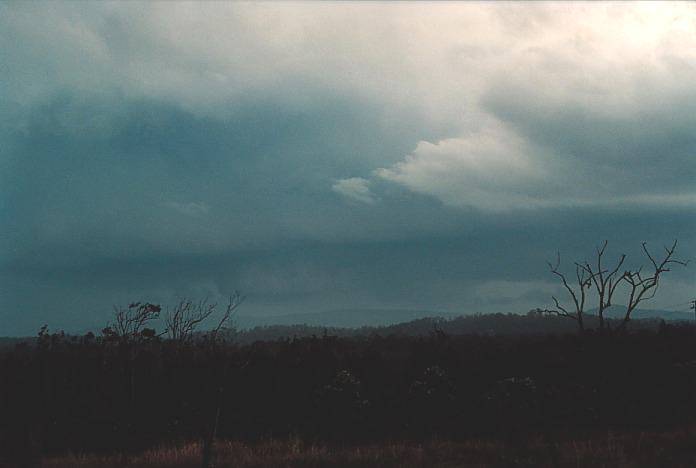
[550,296,577,321]
[617,240,688,332]
[105,302,161,340]
[571,242,626,330]
[548,253,586,331]
[211,292,245,341]
[165,298,217,343]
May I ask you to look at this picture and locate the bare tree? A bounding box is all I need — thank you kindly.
[101,302,162,419]
[165,298,217,343]
[199,292,245,468]
[209,292,244,342]
[576,240,626,331]
[165,293,244,344]
[548,253,592,332]
[549,240,688,333]
[616,240,688,331]
[103,302,161,340]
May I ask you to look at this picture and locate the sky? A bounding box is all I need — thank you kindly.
[1,2,695,335]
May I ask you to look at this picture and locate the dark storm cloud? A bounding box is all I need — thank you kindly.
[1,2,695,335]
[0,91,432,266]
[481,82,696,196]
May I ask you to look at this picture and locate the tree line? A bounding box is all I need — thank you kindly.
[3,320,696,467]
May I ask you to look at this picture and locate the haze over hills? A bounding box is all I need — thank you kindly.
[596,305,694,322]
[235,308,459,329]
[235,305,693,330]
[1,306,691,345]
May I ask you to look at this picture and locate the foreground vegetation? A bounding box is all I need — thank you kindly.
[3,317,696,467]
[42,431,696,467]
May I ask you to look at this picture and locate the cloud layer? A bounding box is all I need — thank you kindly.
[1,2,695,334]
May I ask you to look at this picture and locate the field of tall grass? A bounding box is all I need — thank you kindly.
[42,430,696,468]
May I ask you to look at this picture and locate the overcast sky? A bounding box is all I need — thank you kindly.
[1,2,695,335]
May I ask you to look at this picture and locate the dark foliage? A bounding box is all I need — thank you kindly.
[2,321,696,465]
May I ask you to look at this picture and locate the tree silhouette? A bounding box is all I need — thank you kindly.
[549,240,688,333]
[548,252,591,332]
[616,240,688,331]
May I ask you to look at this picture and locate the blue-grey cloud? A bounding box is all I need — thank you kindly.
[1,2,695,335]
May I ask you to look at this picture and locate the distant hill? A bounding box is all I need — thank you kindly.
[594,305,694,322]
[231,312,682,344]
[235,308,459,329]
[235,305,694,332]
[2,307,692,346]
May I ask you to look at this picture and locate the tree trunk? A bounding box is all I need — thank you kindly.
[201,360,227,468]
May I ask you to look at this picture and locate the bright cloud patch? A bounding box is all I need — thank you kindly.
[374,124,550,211]
[332,177,375,205]
[375,124,696,212]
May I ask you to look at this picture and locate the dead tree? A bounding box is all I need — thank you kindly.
[102,302,161,435]
[548,252,591,332]
[209,292,244,342]
[200,293,244,468]
[616,240,688,332]
[103,302,161,340]
[165,298,217,343]
[550,240,688,333]
[576,240,626,331]
[165,293,243,344]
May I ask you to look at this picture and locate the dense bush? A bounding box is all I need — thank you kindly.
[2,322,696,463]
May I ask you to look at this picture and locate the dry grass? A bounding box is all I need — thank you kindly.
[40,432,696,468]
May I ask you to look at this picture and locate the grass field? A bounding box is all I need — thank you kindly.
[41,430,696,468]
